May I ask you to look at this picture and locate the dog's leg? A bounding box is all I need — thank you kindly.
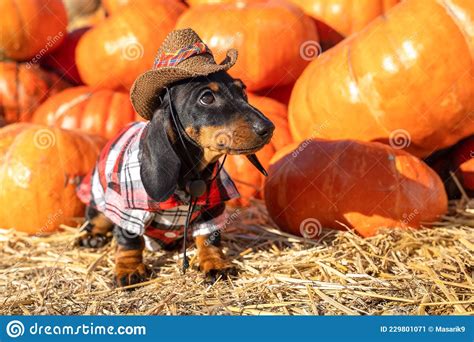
[78,206,114,248]
[114,226,149,287]
[195,233,236,281]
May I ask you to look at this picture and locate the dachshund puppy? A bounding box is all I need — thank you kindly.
[77,71,274,286]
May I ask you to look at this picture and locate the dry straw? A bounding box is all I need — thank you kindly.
[0,200,472,315]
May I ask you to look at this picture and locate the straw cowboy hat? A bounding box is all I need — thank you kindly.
[130,28,238,120]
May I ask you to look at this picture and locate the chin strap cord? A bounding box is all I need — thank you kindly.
[181,197,198,274]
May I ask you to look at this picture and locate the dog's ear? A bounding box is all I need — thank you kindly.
[139,106,181,202]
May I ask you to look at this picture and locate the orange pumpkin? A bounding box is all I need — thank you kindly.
[176,0,319,91]
[32,86,139,139]
[290,0,399,37]
[102,0,126,13]
[0,0,67,61]
[225,94,292,205]
[76,0,185,90]
[0,62,70,124]
[186,0,233,5]
[102,0,130,13]
[103,0,182,14]
[289,0,474,158]
[264,140,448,238]
[0,123,104,234]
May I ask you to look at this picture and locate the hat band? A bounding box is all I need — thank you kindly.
[153,42,212,68]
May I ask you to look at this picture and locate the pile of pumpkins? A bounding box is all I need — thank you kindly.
[0,0,473,238]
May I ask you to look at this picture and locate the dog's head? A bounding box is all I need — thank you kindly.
[140,71,274,201]
[164,71,274,155]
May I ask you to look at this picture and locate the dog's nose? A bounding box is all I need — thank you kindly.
[253,119,275,138]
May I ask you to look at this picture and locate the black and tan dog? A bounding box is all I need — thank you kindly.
[76,29,274,287]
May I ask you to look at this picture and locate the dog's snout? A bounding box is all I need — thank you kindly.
[253,119,275,138]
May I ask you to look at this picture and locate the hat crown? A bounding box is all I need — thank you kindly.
[131,28,238,120]
[158,28,204,55]
[153,28,215,69]
[158,28,202,53]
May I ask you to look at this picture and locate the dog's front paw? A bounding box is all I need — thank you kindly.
[115,263,149,288]
[77,233,111,248]
[199,250,237,282]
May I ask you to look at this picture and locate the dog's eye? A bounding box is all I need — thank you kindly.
[199,92,215,105]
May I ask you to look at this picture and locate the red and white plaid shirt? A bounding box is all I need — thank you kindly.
[77,122,239,250]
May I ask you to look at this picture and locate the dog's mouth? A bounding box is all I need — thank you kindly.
[205,142,267,155]
[227,144,266,155]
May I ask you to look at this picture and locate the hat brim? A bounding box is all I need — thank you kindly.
[130,49,237,120]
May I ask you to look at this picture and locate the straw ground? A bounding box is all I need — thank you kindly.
[0,200,472,315]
